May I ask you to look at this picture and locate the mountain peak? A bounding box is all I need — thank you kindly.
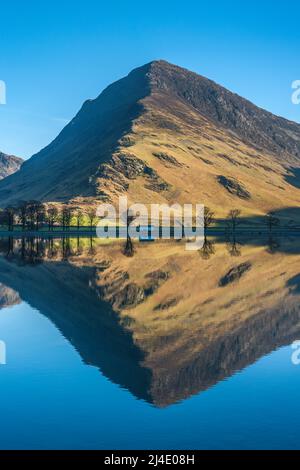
[142,60,300,158]
[1,61,300,218]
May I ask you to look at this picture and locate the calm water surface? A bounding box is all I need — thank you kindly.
[0,236,300,449]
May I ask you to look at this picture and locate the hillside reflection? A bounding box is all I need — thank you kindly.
[0,236,300,407]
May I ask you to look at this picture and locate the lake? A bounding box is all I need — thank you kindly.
[0,235,300,449]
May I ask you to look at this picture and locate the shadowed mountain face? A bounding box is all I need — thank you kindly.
[1,236,300,407]
[0,152,23,180]
[1,61,300,217]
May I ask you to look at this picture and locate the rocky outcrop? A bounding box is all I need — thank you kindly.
[98,268,171,310]
[0,152,23,180]
[96,152,170,199]
[152,152,183,167]
[219,262,252,287]
[217,175,251,199]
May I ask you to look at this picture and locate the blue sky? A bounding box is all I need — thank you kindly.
[0,0,299,158]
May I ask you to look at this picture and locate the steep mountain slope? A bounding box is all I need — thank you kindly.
[1,60,300,218]
[0,152,23,180]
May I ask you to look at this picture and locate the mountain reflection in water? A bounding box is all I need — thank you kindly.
[0,235,300,407]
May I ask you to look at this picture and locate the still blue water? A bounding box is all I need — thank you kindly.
[0,301,299,449]
[0,236,300,449]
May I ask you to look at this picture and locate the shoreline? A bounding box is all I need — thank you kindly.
[1,227,300,238]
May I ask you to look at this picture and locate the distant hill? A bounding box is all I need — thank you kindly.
[0,152,23,180]
[1,60,300,218]
[0,283,21,309]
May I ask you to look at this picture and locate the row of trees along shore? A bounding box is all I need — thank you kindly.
[0,201,97,231]
[0,201,281,233]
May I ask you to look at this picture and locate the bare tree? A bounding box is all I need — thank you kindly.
[198,207,215,259]
[203,206,215,230]
[36,202,46,231]
[119,208,137,236]
[4,207,16,231]
[60,207,67,231]
[61,236,72,259]
[126,208,136,228]
[47,206,58,231]
[87,208,97,231]
[123,235,135,257]
[75,209,84,231]
[18,201,29,231]
[88,236,96,255]
[227,209,241,232]
[27,201,37,230]
[122,209,136,257]
[61,206,73,231]
[226,236,242,257]
[0,210,6,228]
[200,238,215,260]
[265,212,280,233]
[65,207,73,231]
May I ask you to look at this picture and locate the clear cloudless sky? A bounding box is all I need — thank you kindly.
[0,0,299,158]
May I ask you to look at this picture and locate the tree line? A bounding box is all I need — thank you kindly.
[0,200,281,233]
[0,201,98,231]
